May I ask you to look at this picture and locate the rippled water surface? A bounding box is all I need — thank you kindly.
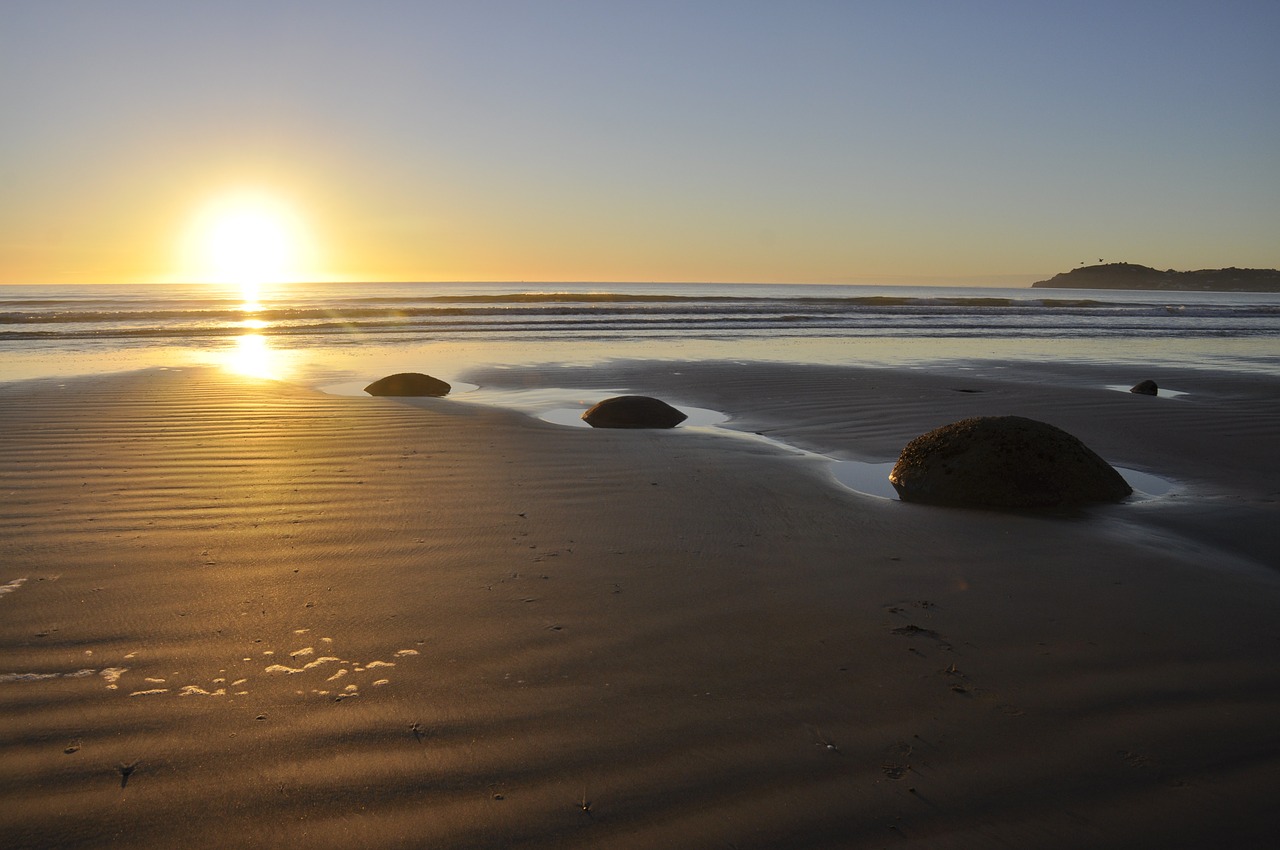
[3,281,1278,382]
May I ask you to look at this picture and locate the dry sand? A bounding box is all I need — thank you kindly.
[1,361,1277,849]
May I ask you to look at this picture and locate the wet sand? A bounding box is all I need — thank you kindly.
[1,362,1278,849]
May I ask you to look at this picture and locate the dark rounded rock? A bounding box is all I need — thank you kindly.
[889,415,1131,509]
[364,372,451,397]
[582,395,688,429]
[1130,379,1158,396]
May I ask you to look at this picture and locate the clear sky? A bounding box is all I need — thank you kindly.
[2,0,1277,285]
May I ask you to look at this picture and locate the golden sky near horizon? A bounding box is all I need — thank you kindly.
[2,2,1278,286]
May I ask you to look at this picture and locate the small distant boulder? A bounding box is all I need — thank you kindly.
[364,372,451,397]
[1130,380,1158,396]
[582,395,688,429]
[889,416,1131,509]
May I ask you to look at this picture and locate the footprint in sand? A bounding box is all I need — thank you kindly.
[889,624,953,651]
[887,620,1025,715]
[880,740,915,781]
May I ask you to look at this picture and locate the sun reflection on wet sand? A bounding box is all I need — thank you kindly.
[225,331,284,380]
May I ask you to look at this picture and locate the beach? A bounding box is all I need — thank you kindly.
[2,359,1278,848]
[7,0,1280,842]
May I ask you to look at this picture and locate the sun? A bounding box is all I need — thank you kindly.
[206,207,292,283]
[181,191,314,302]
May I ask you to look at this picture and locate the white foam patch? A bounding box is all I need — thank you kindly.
[394,649,420,657]
[129,688,169,697]
[290,647,314,658]
[264,660,302,675]
[0,668,98,683]
[179,685,226,697]
[99,668,128,689]
[0,577,28,598]
[326,669,348,682]
[365,660,395,669]
[372,679,390,687]
[304,656,341,670]
[264,657,341,675]
[265,664,305,675]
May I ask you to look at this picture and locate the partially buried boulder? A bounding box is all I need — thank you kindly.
[582,395,687,429]
[364,372,451,397]
[889,415,1131,509]
[1130,379,1158,396]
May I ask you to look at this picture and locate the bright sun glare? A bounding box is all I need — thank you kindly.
[182,192,313,303]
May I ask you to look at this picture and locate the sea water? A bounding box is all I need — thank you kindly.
[2,281,1278,384]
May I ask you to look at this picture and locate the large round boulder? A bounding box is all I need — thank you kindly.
[889,416,1131,509]
[364,372,451,397]
[582,395,688,429]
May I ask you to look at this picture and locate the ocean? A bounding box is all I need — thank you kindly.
[2,281,1278,386]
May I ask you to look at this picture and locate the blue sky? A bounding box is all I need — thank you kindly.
[2,0,1277,284]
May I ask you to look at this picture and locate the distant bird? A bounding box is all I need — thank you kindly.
[1098,258,1104,263]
